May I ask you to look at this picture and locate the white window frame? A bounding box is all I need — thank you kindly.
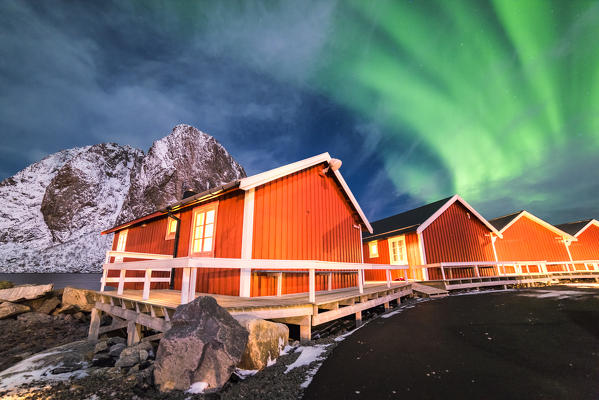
[165,213,180,240]
[114,229,128,262]
[189,202,219,257]
[368,240,379,258]
[388,235,408,265]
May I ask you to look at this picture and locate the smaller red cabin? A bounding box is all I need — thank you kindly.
[489,211,576,273]
[556,219,599,271]
[362,195,501,281]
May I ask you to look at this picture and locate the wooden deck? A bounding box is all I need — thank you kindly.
[89,282,413,343]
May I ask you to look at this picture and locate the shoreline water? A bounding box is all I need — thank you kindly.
[0,273,103,290]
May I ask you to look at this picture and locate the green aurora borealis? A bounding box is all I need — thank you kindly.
[308,0,599,210]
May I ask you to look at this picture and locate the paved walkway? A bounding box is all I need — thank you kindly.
[304,286,599,400]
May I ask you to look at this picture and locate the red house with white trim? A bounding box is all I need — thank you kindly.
[489,211,576,273]
[102,153,372,297]
[362,195,501,281]
[556,219,599,271]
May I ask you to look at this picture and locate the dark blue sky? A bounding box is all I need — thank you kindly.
[1,1,598,224]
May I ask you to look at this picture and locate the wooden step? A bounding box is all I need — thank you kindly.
[411,282,449,298]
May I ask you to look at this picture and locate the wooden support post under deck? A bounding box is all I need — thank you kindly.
[384,302,390,311]
[127,321,141,346]
[88,308,102,341]
[300,316,312,343]
[355,310,362,327]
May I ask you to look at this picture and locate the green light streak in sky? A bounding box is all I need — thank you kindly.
[310,0,599,206]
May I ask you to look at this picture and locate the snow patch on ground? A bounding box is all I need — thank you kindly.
[452,289,516,296]
[518,289,592,299]
[285,344,330,374]
[187,381,209,394]
[380,309,403,319]
[0,350,88,394]
[235,369,259,379]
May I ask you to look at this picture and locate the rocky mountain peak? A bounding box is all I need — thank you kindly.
[116,124,246,224]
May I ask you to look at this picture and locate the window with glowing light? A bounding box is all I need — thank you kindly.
[388,236,407,264]
[190,204,218,256]
[368,241,379,258]
[165,214,180,240]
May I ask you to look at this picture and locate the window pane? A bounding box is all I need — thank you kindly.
[203,237,213,252]
[195,227,201,238]
[197,212,205,226]
[206,210,215,224]
[204,223,214,237]
[193,239,203,254]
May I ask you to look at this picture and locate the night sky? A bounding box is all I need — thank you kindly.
[1,1,598,224]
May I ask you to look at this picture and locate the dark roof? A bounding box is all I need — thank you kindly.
[363,197,452,240]
[555,220,592,236]
[488,211,523,231]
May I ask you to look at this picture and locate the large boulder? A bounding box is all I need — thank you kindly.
[154,296,248,393]
[0,302,30,319]
[0,284,53,302]
[61,287,97,311]
[115,342,153,368]
[234,315,289,370]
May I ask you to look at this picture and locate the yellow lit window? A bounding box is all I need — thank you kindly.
[368,241,379,258]
[165,214,180,240]
[388,236,407,264]
[190,204,217,256]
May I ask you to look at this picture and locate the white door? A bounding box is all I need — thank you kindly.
[388,236,407,265]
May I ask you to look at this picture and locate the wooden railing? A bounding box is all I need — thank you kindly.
[101,251,410,304]
[414,260,599,281]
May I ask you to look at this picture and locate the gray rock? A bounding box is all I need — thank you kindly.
[36,297,61,314]
[0,284,53,302]
[73,311,86,321]
[154,296,248,393]
[109,343,126,357]
[234,315,289,370]
[114,342,153,368]
[94,341,108,354]
[107,336,126,346]
[52,304,78,315]
[0,302,30,319]
[17,311,54,324]
[92,353,114,367]
[61,287,97,312]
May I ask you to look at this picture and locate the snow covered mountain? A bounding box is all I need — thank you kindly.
[0,125,245,273]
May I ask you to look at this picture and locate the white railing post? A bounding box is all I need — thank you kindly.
[403,268,408,282]
[117,269,126,295]
[309,268,316,303]
[180,267,191,304]
[357,268,364,294]
[189,268,197,302]
[142,269,152,300]
[277,272,283,296]
[385,269,391,288]
[328,272,333,291]
[474,265,480,278]
[441,265,446,280]
[100,268,108,292]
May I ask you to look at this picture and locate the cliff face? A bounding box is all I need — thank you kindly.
[0,125,245,273]
[117,124,246,224]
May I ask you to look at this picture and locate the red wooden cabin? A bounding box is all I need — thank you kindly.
[362,195,501,281]
[556,219,599,271]
[489,211,576,273]
[101,153,373,297]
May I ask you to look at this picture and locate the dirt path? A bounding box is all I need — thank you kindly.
[304,286,599,400]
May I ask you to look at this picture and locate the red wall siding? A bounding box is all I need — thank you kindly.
[423,202,496,264]
[569,224,599,261]
[251,164,362,295]
[494,215,571,262]
[363,232,423,281]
